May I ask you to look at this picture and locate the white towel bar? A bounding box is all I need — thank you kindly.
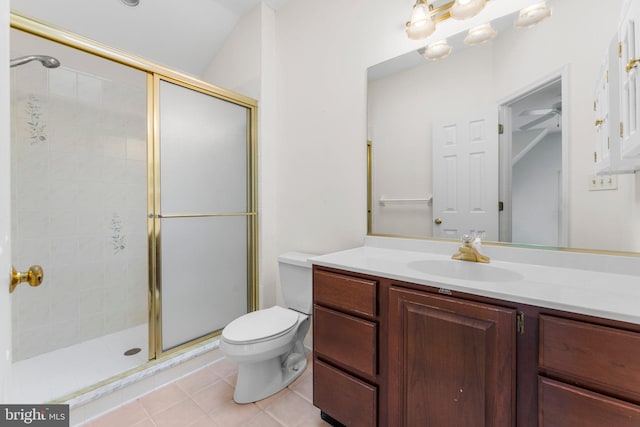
[379,196,433,206]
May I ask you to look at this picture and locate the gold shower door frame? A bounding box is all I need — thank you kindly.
[150,74,259,357]
[10,12,259,363]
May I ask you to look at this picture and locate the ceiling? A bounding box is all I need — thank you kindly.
[10,0,291,76]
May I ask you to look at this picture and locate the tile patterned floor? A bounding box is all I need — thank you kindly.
[85,353,329,427]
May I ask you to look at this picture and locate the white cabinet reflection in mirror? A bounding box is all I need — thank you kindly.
[594,1,640,174]
[619,0,640,160]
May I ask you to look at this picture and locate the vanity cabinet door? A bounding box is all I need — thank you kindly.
[388,287,516,427]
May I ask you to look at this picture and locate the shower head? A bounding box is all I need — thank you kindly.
[10,55,61,69]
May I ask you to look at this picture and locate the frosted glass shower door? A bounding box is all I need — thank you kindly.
[157,79,254,352]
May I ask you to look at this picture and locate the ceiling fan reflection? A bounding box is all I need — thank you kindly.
[519,102,562,130]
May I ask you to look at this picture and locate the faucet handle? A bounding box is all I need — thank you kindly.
[461,234,473,244]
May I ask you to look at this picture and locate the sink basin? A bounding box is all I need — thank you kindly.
[407,259,524,282]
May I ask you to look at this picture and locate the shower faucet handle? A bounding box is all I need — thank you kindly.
[10,265,44,293]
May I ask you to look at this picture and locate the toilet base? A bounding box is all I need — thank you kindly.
[233,351,308,404]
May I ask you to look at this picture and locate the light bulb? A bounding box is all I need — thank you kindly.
[450,0,486,20]
[515,2,552,28]
[422,40,452,60]
[464,23,497,46]
[406,2,436,40]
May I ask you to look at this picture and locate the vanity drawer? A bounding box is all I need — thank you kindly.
[539,377,640,427]
[314,305,377,377]
[539,315,640,401]
[314,269,376,317]
[314,359,377,427]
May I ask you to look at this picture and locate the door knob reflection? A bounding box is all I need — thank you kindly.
[10,265,44,293]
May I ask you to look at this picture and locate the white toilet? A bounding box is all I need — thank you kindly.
[220,252,315,404]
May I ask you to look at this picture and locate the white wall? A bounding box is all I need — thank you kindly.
[271,0,551,256]
[202,4,263,98]
[1,1,12,400]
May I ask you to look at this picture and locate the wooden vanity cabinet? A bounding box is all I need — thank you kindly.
[538,314,640,426]
[312,268,380,427]
[312,265,640,427]
[388,286,516,427]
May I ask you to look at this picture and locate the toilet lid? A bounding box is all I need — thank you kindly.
[222,306,299,344]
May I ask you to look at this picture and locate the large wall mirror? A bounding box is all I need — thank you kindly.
[367,0,640,254]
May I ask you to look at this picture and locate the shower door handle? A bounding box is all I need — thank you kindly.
[10,265,44,293]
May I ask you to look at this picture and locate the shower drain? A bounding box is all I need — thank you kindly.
[124,347,142,356]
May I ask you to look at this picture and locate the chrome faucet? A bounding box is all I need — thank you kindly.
[452,234,490,263]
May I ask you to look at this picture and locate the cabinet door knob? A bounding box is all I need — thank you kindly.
[595,119,604,127]
[626,58,640,73]
[434,217,443,225]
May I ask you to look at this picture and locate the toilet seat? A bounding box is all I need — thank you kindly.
[222,306,299,345]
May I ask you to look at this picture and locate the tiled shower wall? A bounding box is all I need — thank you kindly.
[10,61,148,361]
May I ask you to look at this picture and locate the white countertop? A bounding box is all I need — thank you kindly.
[310,237,640,325]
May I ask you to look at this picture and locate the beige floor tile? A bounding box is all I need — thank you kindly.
[131,419,158,427]
[152,398,208,427]
[139,383,189,416]
[255,387,292,411]
[265,391,324,427]
[207,358,238,379]
[191,379,235,413]
[176,366,222,396]
[289,372,313,403]
[288,365,311,389]
[292,405,328,427]
[295,415,331,427]
[90,400,150,427]
[88,354,329,427]
[243,410,285,427]
[221,371,238,387]
[185,414,219,427]
[209,400,261,427]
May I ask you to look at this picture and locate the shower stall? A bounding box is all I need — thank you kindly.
[8,13,257,404]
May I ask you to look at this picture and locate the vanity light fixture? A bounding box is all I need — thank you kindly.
[464,22,497,46]
[449,0,486,20]
[405,0,491,41]
[420,40,453,60]
[406,0,436,40]
[514,1,552,28]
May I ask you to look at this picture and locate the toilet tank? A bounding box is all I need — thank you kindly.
[278,252,316,314]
